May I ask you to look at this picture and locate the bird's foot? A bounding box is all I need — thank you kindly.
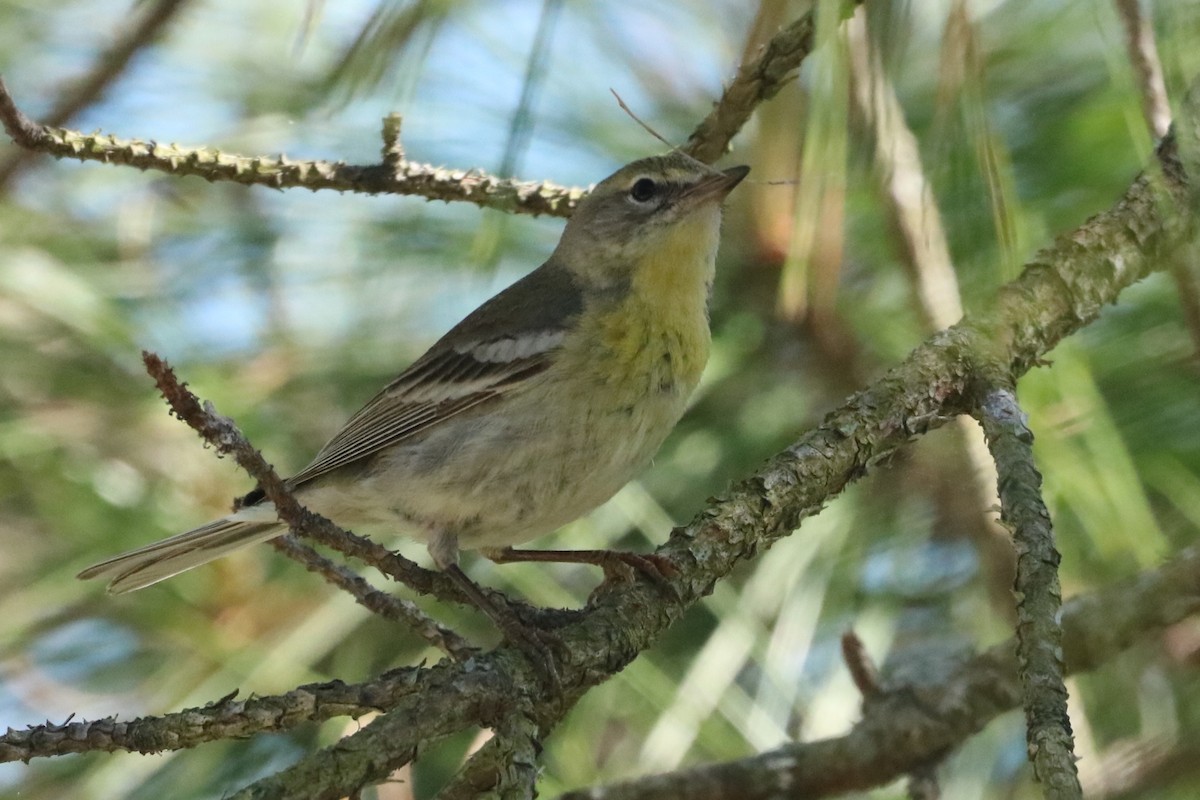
[442,564,563,690]
[485,547,679,598]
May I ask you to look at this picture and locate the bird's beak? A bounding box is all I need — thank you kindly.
[681,165,750,206]
[720,165,751,189]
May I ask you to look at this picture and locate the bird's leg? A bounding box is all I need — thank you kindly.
[482,546,678,595]
[428,532,562,686]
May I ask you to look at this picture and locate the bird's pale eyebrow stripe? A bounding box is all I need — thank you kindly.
[460,330,566,363]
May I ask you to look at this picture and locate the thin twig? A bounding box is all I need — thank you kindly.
[1114,0,1171,139]
[842,631,944,799]
[611,89,676,149]
[0,75,584,218]
[380,113,405,166]
[139,350,473,608]
[0,662,508,762]
[683,0,865,164]
[840,630,881,700]
[270,535,477,660]
[976,388,1081,799]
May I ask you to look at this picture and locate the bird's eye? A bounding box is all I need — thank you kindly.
[629,177,658,203]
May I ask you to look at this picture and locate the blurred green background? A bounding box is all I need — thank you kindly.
[3,0,1200,797]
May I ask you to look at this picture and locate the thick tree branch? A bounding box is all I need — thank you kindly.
[10,539,1199,788]
[548,88,1200,800]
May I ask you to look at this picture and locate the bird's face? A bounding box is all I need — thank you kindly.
[554,153,749,289]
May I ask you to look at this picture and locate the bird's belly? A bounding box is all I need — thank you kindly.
[360,375,690,550]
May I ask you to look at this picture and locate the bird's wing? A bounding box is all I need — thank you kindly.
[286,331,564,488]
[283,263,584,489]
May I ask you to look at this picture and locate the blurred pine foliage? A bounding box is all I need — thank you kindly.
[3,1,1200,797]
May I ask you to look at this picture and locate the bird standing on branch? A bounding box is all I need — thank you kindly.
[80,152,748,643]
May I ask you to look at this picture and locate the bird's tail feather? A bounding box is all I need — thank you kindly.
[77,512,286,594]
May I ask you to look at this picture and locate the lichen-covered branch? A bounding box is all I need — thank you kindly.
[1,665,438,762]
[3,116,1196,794]
[976,388,1080,799]
[0,75,584,217]
[558,545,1200,800]
[227,678,522,800]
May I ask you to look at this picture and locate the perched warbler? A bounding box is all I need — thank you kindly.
[79,153,748,623]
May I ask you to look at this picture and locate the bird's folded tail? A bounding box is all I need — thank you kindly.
[77,508,286,594]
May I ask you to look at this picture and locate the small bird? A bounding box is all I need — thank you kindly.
[79,152,748,630]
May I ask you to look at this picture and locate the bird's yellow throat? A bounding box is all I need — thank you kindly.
[588,211,718,398]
